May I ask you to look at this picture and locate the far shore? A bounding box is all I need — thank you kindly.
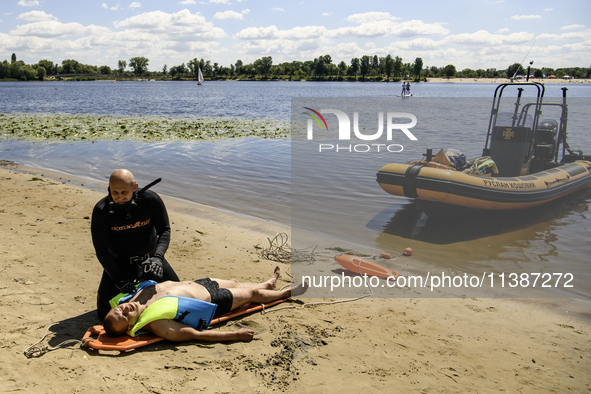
[2,76,590,84]
[424,77,591,84]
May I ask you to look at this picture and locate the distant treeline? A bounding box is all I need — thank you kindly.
[1,52,589,82]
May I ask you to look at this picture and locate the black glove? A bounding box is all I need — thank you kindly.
[116,281,137,294]
[142,256,163,279]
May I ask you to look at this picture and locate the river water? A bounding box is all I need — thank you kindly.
[0,80,590,300]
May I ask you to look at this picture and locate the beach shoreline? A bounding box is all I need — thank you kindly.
[424,77,591,84]
[1,163,590,392]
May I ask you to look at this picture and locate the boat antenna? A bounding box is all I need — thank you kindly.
[512,39,536,80]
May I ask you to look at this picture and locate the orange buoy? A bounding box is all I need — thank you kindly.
[403,248,413,256]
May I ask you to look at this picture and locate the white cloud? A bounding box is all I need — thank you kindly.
[102,3,121,11]
[11,21,87,38]
[129,2,141,10]
[561,24,584,30]
[214,10,244,20]
[272,8,284,12]
[536,29,591,41]
[330,18,448,38]
[445,30,534,46]
[114,9,226,41]
[209,0,230,4]
[234,25,279,40]
[346,12,399,24]
[17,0,39,6]
[17,11,58,22]
[234,25,328,41]
[510,15,541,20]
[178,0,196,4]
[495,28,509,34]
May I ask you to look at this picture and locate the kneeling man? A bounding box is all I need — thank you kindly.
[104,267,305,343]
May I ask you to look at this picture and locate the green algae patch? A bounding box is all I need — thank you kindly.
[0,113,290,142]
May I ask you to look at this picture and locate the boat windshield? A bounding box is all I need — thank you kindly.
[495,112,534,129]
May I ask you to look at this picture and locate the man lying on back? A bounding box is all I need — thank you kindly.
[103,266,305,342]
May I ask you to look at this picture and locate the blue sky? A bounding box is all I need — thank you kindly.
[1,0,589,72]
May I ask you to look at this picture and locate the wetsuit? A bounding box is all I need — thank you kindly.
[92,189,179,319]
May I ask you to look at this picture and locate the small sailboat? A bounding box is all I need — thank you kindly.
[197,67,204,85]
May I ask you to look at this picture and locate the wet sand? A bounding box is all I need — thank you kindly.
[0,164,589,392]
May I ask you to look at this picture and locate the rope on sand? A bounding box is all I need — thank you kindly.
[260,232,316,264]
[24,323,92,358]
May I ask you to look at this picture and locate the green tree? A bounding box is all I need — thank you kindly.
[170,63,187,79]
[37,60,56,75]
[372,55,379,73]
[99,65,112,74]
[11,53,16,63]
[129,56,149,76]
[61,59,81,74]
[444,64,457,78]
[360,55,371,78]
[338,60,348,76]
[21,64,37,80]
[323,54,333,76]
[0,60,10,79]
[507,63,524,79]
[393,56,403,78]
[117,60,126,75]
[187,58,200,80]
[350,58,360,76]
[162,64,167,76]
[235,59,244,75]
[36,66,46,80]
[384,54,394,80]
[259,56,273,77]
[412,57,423,80]
[313,56,325,77]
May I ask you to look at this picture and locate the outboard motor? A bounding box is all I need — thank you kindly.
[530,119,559,173]
[534,119,558,159]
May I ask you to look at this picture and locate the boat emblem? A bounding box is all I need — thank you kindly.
[502,128,515,140]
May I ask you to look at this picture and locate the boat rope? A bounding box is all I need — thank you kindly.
[261,239,375,315]
[260,232,317,264]
[24,322,94,358]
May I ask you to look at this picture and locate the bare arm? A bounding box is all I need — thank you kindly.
[146,319,254,342]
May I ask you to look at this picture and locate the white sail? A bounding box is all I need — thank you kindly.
[198,67,204,85]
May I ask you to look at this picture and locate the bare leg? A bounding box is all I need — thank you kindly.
[228,280,308,311]
[210,266,281,290]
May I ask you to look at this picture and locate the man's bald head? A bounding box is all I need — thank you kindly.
[109,169,135,187]
[109,169,138,204]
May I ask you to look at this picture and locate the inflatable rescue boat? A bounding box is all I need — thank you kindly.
[377,82,591,210]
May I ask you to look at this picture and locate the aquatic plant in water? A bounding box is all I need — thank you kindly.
[0,113,290,142]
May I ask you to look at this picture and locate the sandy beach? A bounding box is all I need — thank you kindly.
[425,77,591,84]
[1,163,590,393]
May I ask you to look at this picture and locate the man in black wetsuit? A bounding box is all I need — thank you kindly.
[91,169,179,319]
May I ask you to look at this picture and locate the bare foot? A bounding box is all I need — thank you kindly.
[265,266,281,290]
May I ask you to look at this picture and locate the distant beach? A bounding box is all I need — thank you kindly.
[425,77,591,84]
